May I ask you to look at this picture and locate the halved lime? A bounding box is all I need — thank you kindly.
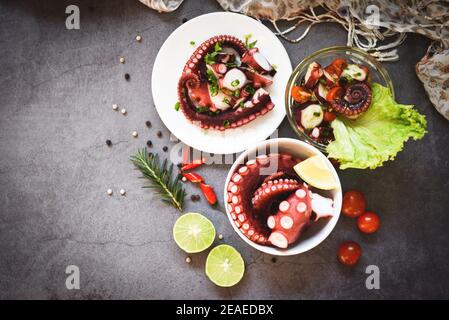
[294,155,337,190]
[205,244,245,287]
[173,212,216,253]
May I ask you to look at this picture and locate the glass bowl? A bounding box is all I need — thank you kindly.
[285,46,395,153]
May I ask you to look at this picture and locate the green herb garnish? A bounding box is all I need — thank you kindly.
[196,106,209,113]
[231,79,240,87]
[313,112,321,117]
[174,101,180,111]
[206,69,219,96]
[223,120,231,128]
[245,85,256,95]
[222,97,230,105]
[226,62,239,68]
[319,78,327,85]
[234,89,240,98]
[190,41,196,46]
[244,34,257,49]
[204,42,223,65]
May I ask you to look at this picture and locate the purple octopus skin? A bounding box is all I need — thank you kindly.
[177,35,275,130]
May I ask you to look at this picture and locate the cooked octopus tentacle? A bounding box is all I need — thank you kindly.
[177,35,275,130]
[331,83,372,118]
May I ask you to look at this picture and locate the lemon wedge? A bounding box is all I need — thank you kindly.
[293,155,337,190]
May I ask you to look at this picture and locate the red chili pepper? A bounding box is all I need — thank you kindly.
[181,172,204,183]
[181,158,205,171]
[200,183,217,205]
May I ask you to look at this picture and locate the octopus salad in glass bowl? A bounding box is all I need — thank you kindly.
[177,34,277,130]
[286,47,426,170]
[287,48,390,148]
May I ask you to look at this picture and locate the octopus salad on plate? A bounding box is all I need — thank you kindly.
[291,58,372,145]
[177,34,277,130]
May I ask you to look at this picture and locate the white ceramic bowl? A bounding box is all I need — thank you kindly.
[224,138,342,256]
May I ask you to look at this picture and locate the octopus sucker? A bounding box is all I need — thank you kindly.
[177,35,276,130]
[226,153,335,249]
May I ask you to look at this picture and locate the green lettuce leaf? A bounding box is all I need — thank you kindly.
[326,83,427,169]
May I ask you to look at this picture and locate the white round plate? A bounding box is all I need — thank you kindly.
[152,12,292,154]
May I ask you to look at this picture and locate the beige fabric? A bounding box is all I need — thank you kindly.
[416,49,449,121]
[139,0,184,12]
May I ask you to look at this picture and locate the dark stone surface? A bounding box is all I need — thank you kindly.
[0,0,448,299]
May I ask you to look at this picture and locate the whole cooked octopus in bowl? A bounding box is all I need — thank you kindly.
[224,138,342,255]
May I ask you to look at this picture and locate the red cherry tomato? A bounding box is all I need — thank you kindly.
[323,111,337,122]
[338,241,362,266]
[291,86,311,103]
[357,211,380,234]
[342,190,366,218]
[326,86,344,102]
[330,58,348,73]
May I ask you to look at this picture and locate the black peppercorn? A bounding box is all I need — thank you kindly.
[124,73,130,81]
[271,257,277,263]
[162,146,168,152]
[106,139,112,146]
[146,140,153,148]
[182,18,188,23]
[157,131,162,138]
[145,121,152,128]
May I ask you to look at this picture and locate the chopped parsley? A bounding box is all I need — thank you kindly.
[319,78,327,85]
[174,101,180,111]
[313,112,321,117]
[245,85,256,95]
[222,97,230,105]
[231,79,240,87]
[226,62,239,68]
[196,106,209,113]
[206,69,219,96]
[238,101,244,108]
[204,42,223,65]
[223,120,231,128]
[234,89,240,98]
[190,41,196,46]
[244,34,257,49]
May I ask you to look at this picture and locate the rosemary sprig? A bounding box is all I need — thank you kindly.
[130,149,186,211]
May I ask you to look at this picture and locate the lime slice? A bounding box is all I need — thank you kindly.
[294,155,337,190]
[173,212,216,253]
[205,244,245,287]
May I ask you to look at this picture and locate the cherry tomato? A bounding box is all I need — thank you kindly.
[357,211,380,234]
[326,86,344,102]
[342,190,366,218]
[330,58,348,73]
[338,241,362,266]
[291,86,311,103]
[323,111,337,122]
